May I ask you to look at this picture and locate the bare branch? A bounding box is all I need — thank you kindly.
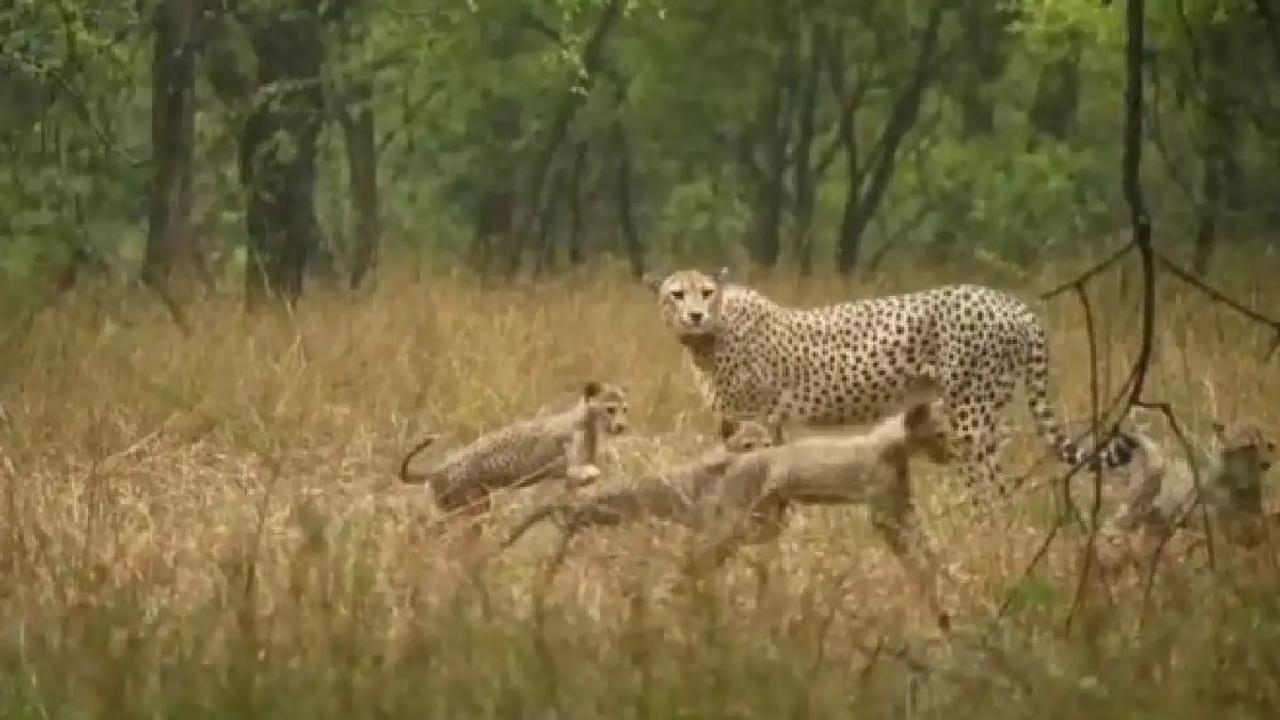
[1153,250,1280,358]
[1039,243,1134,301]
[1121,0,1157,411]
[1065,284,1105,632]
[1004,0,1160,620]
[1133,399,1216,631]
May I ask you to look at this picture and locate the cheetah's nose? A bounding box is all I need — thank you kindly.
[687,311,704,325]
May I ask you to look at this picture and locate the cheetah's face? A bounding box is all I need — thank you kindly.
[1212,421,1276,479]
[583,381,631,436]
[724,420,776,453]
[642,268,729,338]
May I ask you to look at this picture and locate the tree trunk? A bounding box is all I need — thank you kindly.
[612,89,644,279]
[955,2,1012,137]
[567,141,587,265]
[241,10,326,307]
[748,21,798,269]
[833,3,946,274]
[1192,21,1241,276]
[509,0,625,277]
[792,20,823,276]
[340,77,380,290]
[1254,0,1280,70]
[143,0,204,291]
[467,18,524,276]
[1029,30,1082,143]
[470,181,516,276]
[534,165,567,276]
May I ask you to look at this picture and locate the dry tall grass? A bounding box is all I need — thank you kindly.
[1,249,1278,717]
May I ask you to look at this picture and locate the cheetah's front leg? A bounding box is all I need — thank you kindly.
[868,477,951,633]
[565,463,602,488]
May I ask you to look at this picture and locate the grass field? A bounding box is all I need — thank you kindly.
[1,249,1278,718]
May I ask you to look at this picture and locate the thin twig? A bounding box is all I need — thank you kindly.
[1005,0,1161,621]
[1039,242,1134,301]
[1066,283,1105,633]
[1133,399,1216,631]
[1154,250,1280,356]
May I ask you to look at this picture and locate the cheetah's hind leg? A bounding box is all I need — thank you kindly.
[942,406,1017,515]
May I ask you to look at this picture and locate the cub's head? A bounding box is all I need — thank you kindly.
[582,381,630,436]
[902,401,952,465]
[1211,421,1275,493]
[723,420,779,453]
[1209,421,1275,543]
[642,267,730,339]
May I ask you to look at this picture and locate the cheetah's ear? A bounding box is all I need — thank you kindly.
[714,266,730,283]
[1211,421,1227,443]
[641,270,665,294]
[582,381,603,400]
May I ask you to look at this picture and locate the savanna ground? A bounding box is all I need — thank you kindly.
[1,247,1278,718]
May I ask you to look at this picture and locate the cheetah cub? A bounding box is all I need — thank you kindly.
[500,420,777,551]
[1098,420,1276,560]
[693,401,954,627]
[399,381,630,519]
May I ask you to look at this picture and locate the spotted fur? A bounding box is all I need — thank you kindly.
[399,381,630,517]
[642,268,1137,497]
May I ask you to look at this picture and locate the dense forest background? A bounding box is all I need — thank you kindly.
[2,0,1278,310]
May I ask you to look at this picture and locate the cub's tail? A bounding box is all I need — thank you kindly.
[501,504,565,549]
[399,434,440,484]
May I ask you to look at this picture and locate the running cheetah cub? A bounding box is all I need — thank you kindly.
[500,420,777,551]
[692,401,954,626]
[1098,420,1276,563]
[399,381,630,519]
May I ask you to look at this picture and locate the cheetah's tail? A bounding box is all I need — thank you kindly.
[398,434,440,484]
[1022,320,1138,472]
[500,504,565,550]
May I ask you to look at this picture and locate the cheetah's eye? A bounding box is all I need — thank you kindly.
[670,289,685,300]
[701,288,714,300]
[606,406,617,415]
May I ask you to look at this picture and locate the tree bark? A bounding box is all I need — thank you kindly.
[534,165,567,276]
[748,18,799,269]
[143,0,205,291]
[240,8,326,307]
[792,19,823,275]
[955,2,1013,137]
[829,3,946,274]
[340,77,380,290]
[611,84,644,279]
[509,0,625,277]
[567,141,587,265]
[1029,30,1082,143]
[1192,21,1241,276]
[1254,0,1280,70]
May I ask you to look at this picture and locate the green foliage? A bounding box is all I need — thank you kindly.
[656,176,751,262]
[0,0,1277,285]
[911,139,1115,262]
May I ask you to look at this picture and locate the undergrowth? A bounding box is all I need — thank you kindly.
[0,249,1278,718]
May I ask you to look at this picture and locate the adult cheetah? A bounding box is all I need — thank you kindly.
[642,268,1136,498]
